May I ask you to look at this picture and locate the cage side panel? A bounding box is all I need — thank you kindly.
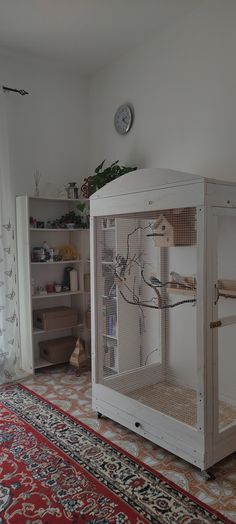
[168,246,197,388]
[116,219,141,372]
[94,218,106,383]
[140,219,162,368]
[217,215,236,431]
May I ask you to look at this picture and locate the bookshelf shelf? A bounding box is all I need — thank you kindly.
[16,195,90,374]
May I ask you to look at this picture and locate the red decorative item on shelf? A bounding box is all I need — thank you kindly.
[46,282,55,293]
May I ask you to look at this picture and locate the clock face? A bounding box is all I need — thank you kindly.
[114,104,133,135]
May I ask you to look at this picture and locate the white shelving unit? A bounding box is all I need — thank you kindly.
[30,228,85,232]
[31,259,81,265]
[16,195,90,373]
[32,290,83,300]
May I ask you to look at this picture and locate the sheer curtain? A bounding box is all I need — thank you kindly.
[0,88,19,384]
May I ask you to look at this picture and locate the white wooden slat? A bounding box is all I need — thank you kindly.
[204,206,216,466]
[217,315,236,327]
[195,207,206,438]
[93,397,205,469]
[207,183,236,208]
[16,196,34,373]
[90,183,205,218]
[90,216,99,385]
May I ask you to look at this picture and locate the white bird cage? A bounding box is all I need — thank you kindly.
[90,168,236,472]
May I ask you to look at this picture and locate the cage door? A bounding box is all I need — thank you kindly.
[213,208,236,434]
[94,210,199,429]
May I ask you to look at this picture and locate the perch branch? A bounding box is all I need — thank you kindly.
[119,289,196,309]
[140,269,162,307]
[112,221,196,311]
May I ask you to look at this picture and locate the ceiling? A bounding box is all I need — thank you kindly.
[0,0,200,74]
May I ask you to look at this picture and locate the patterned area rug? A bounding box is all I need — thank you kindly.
[0,384,233,524]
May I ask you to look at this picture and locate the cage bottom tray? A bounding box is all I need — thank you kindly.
[127,381,236,430]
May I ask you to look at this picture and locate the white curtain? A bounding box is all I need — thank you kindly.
[0,88,19,384]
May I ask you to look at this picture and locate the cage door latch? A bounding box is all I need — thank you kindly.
[210,320,222,329]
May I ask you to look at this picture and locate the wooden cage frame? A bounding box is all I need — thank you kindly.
[90,168,236,471]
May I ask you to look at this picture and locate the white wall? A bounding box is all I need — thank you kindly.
[89,0,236,182]
[0,50,89,197]
[89,0,236,404]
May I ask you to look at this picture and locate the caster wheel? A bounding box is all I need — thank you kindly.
[97,412,102,419]
[201,470,216,481]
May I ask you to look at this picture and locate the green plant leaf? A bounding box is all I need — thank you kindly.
[94,159,106,174]
[81,160,137,196]
[77,201,86,213]
[110,160,119,168]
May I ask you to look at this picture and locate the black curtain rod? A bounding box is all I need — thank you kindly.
[2,85,29,96]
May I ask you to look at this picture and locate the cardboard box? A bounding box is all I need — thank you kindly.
[39,336,77,363]
[33,306,78,331]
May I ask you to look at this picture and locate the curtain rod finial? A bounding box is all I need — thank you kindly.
[19,90,29,96]
[2,85,29,96]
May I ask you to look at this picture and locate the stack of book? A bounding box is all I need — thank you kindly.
[107,314,117,337]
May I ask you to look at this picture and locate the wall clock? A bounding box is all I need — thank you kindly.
[114,104,133,135]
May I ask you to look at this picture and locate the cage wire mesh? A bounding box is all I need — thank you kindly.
[96,208,199,427]
[217,215,236,431]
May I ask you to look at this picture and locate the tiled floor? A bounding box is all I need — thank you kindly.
[23,365,236,522]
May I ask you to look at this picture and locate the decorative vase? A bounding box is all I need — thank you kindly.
[65,182,79,199]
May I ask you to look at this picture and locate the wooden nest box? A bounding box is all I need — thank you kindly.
[151,207,196,247]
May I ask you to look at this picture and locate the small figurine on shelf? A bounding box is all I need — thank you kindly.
[49,248,54,262]
[42,241,51,261]
[52,248,62,262]
[30,216,37,228]
[36,221,45,228]
[62,266,73,291]
[33,170,42,197]
[36,286,47,296]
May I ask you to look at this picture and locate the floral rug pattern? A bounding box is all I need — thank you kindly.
[20,365,236,522]
[0,381,233,524]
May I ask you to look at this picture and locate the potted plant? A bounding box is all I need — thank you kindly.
[80,160,137,198]
[49,201,89,229]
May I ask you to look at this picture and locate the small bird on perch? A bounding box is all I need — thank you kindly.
[149,276,163,287]
[170,271,188,286]
[170,271,195,288]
